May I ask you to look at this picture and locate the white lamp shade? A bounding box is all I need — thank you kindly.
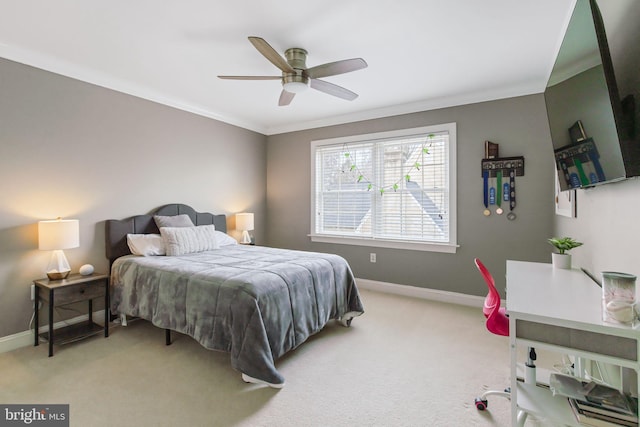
[38,219,80,250]
[236,213,254,231]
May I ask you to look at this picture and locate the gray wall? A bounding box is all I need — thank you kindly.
[0,58,267,337]
[554,178,640,280]
[266,94,556,297]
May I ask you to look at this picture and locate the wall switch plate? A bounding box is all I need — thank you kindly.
[30,284,35,301]
[370,253,377,263]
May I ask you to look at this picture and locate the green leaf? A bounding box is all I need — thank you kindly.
[379,188,385,195]
[405,174,411,182]
[367,184,372,191]
[357,174,363,182]
[428,133,435,138]
[415,162,421,170]
[393,183,398,192]
[350,164,356,171]
[547,237,583,254]
[423,148,429,154]
[344,152,350,158]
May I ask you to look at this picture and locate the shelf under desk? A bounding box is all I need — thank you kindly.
[506,260,640,426]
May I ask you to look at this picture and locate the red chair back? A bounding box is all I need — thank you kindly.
[474,258,509,337]
[476,258,500,318]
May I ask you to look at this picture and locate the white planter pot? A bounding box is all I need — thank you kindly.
[552,253,572,269]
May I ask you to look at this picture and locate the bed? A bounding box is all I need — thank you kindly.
[106,203,364,388]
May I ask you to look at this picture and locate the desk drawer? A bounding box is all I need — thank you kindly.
[53,281,105,306]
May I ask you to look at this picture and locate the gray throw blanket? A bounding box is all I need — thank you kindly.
[110,245,364,386]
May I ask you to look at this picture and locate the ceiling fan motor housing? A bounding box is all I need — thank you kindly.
[284,48,308,70]
[282,48,309,92]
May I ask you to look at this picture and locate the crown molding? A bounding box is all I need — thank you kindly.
[1,44,545,137]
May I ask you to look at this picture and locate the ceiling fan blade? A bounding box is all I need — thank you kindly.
[278,90,295,106]
[310,79,358,101]
[306,58,368,79]
[218,75,281,80]
[248,36,294,73]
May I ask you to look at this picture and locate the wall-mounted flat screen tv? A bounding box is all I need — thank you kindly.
[545,0,639,191]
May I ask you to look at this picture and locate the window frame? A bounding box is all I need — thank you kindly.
[310,123,458,253]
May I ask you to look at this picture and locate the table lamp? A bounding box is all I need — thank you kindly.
[236,213,254,244]
[38,218,80,280]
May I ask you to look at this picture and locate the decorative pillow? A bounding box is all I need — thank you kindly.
[127,234,166,256]
[153,214,195,228]
[160,225,219,256]
[215,231,238,247]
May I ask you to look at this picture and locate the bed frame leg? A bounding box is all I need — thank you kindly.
[338,311,362,327]
[165,329,171,345]
[120,314,128,327]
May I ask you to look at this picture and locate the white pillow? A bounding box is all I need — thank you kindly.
[215,231,238,247]
[127,234,166,256]
[160,225,219,256]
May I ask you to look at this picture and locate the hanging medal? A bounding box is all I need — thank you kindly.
[503,181,510,204]
[495,170,503,215]
[483,170,491,216]
[507,169,517,220]
[489,175,496,206]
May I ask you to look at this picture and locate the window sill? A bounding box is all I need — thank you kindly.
[308,234,458,253]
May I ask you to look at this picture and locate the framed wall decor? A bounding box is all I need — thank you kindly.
[554,167,576,217]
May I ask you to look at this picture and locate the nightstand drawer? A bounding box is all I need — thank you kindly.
[52,281,105,306]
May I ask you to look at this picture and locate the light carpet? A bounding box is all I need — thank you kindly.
[0,289,548,426]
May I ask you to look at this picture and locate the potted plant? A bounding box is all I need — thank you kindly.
[548,237,583,269]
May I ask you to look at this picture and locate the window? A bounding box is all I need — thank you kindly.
[310,123,457,253]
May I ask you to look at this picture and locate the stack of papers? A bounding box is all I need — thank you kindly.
[549,373,638,426]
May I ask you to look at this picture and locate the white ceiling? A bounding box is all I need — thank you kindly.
[0,0,587,135]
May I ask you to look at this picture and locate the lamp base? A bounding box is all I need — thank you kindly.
[45,249,71,280]
[47,270,70,280]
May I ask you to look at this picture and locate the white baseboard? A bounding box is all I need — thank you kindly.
[1,280,487,354]
[0,310,106,354]
[356,278,487,308]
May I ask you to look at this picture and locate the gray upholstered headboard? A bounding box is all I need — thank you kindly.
[105,203,227,265]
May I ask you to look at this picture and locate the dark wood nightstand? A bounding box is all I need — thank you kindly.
[33,272,110,356]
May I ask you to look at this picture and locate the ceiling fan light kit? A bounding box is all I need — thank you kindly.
[218,36,367,106]
[282,74,309,93]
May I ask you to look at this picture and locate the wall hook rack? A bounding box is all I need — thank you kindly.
[481,156,525,178]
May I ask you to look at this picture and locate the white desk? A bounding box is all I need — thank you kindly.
[506,260,640,426]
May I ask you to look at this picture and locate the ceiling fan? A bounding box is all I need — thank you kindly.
[218,36,368,106]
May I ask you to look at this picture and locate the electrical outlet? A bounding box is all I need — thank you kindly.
[370,253,377,263]
[30,284,35,301]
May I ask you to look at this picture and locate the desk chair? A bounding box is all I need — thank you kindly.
[473,258,533,425]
